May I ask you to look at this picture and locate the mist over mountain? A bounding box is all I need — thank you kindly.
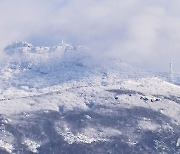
[1,0,180,72]
[1,41,152,88]
[0,1,180,154]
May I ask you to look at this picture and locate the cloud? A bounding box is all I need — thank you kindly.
[0,0,180,72]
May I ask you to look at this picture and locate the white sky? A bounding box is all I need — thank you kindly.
[0,0,180,72]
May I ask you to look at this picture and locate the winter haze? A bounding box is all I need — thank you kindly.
[0,1,180,153]
[0,0,180,72]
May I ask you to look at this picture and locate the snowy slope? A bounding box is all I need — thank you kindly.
[0,42,179,154]
[157,72,180,85]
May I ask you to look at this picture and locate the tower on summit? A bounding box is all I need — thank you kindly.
[61,37,64,45]
[169,58,173,83]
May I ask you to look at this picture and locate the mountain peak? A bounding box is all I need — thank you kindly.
[5,41,33,49]
[4,41,33,55]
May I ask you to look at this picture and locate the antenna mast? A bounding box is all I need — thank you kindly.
[61,37,64,45]
[169,58,173,83]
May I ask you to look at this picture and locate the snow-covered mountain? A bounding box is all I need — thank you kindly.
[0,41,151,90]
[0,42,179,154]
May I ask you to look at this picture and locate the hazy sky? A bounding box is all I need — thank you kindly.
[0,0,180,72]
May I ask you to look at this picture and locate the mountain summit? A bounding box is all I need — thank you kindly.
[1,41,150,89]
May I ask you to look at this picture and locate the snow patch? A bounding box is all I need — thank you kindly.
[55,121,122,144]
[138,120,160,131]
[0,139,14,153]
[22,139,40,153]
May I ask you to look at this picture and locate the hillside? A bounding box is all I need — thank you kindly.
[0,42,179,154]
